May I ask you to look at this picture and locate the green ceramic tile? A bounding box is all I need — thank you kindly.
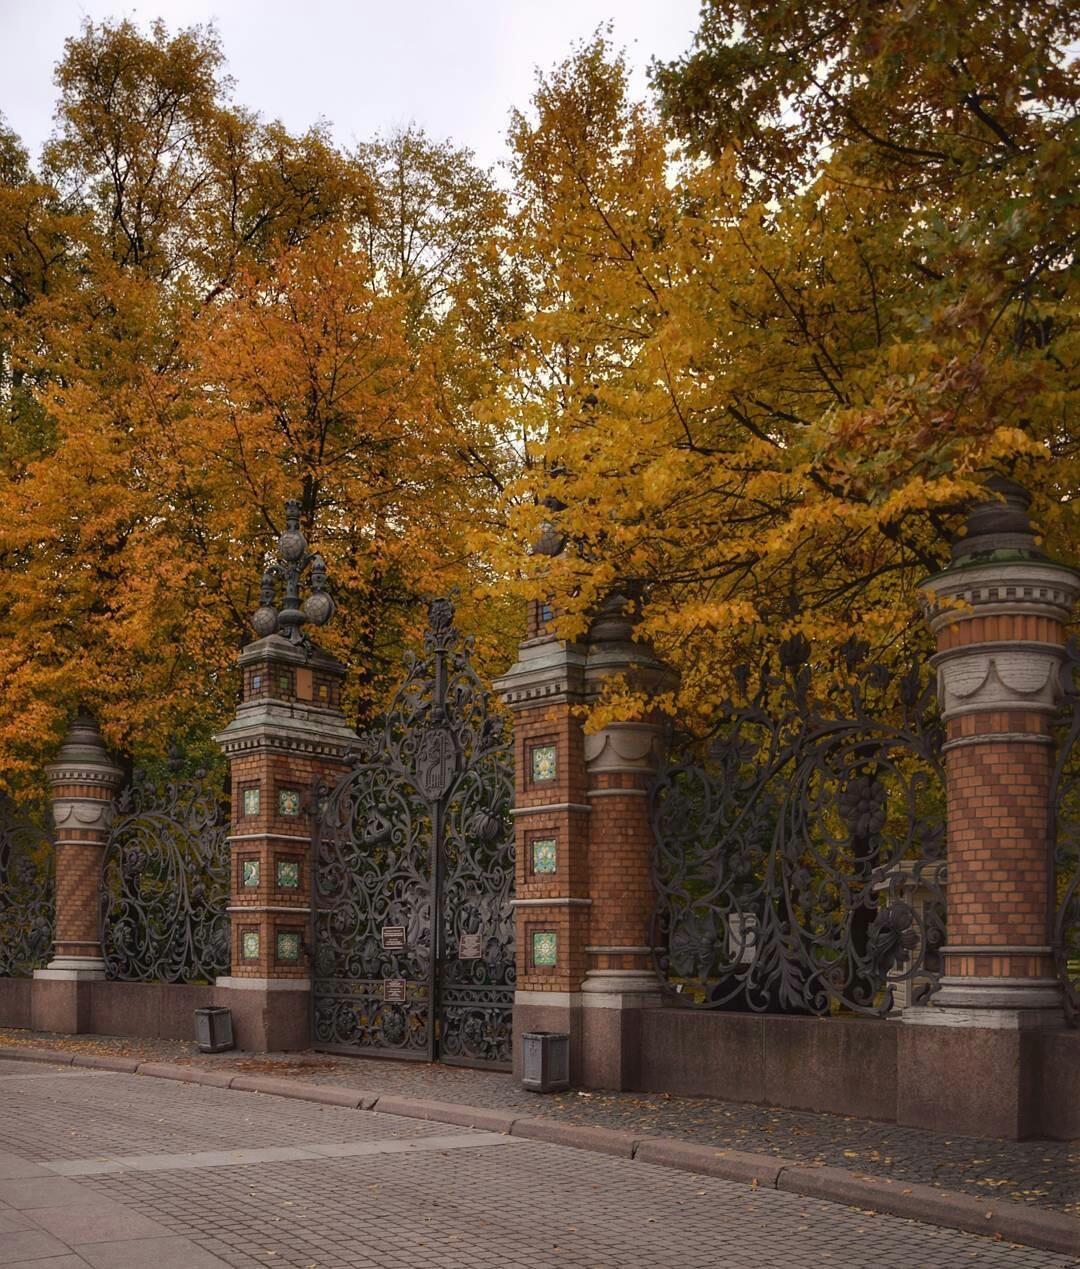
[532,930,557,967]
[532,837,557,874]
[276,859,300,888]
[531,744,557,783]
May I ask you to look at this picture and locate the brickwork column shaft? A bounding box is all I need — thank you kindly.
[214,636,355,1049]
[496,593,675,1087]
[38,713,124,978]
[914,480,1079,1028]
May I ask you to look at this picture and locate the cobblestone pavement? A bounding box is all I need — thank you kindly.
[2,1028,1077,1219]
[0,1057,1072,1269]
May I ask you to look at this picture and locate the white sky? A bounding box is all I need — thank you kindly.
[0,0,703,173]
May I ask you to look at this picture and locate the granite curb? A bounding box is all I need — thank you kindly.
[2,1043,1075,1258]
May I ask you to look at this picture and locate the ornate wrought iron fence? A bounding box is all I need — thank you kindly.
[1052,640,1080,1024]
[313,596,516,1068]
[650,636,946,1017]
[0,799,54,977]
[100,755,231,983]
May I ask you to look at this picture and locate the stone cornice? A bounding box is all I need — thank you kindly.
[493,638,589,709]
[919,559,1080,632]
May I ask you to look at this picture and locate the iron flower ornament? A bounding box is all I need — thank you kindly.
[252,499,336,646]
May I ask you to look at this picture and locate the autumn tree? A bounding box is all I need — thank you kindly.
[0,20,513,786]
[489,15,1078,724]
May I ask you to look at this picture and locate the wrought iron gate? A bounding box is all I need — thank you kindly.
[311,598,515,1068]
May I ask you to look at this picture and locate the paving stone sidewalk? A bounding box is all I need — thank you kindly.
[2,1058,1070,1269]
[2,1027,1076,1220]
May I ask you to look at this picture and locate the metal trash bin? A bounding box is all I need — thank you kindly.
[521,1031,570,1092]
[194,1006,234,1053]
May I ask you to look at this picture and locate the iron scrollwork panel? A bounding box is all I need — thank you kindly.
[101,762,231,983]
[0,800,54,977]
[651,637,946,1017]
[438,715,515,1069]
[313,764,433,1057]
[1052,639,1080,1023]
[312,596,516,1069]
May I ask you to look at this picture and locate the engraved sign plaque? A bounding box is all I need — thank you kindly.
[459,931,483,960]
[381,925,406,951]
[383,978,407,1002]
[416,726,456,800]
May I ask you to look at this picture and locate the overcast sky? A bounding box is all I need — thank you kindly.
[1,0,703,172]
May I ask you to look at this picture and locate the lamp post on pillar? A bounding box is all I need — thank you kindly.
[914,478,1080,1028]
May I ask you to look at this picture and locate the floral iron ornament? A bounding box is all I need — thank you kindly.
[251,499,335,646]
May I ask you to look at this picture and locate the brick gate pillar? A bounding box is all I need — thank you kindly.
[213,504,356,1051]
[494,600,591,1079]
[913,478,1079,1027]
[897,479,1080,1137]
[579,592,676,1088]
[32,712,124,1032]
[495,591,675,1087]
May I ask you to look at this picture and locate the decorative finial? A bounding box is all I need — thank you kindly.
[250,499,336,646]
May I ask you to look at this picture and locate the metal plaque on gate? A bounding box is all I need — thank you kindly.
[383,978,407,1002]
[416,726,456,800]
[459,932,482,960]
[381,925,406,951]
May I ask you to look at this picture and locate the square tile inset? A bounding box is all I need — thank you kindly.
[278,788,301,817]
[241,786,260,818]
[531,837,557,874]
[241,858,259,888]
[241,931,260,960]
[276,931,301,962]
[531,744,557,783]
[532,930,557,967]
[276,859,300,888]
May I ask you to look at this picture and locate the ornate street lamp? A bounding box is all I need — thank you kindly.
[251,499,335,645]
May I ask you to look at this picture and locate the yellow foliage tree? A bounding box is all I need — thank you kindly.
[486,18,1078,725]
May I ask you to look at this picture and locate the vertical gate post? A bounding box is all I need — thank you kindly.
[494,600,591,1079]
[900,478,1080,1135]
[579,592,676,1089]
[495,592,675,1087]
[32,712,123,1033]
[213,505,355,1051]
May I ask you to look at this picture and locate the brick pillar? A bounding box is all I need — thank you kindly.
[214,632,355,1050]
[32,712,124,1032]
[579,593,674,1088]
[912,479,1079,1030]
[212,501,354,1052]
[495,592,675,1087]
[494,601,591,1079]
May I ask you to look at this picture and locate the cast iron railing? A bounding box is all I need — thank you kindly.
[100,756,231,983]
[0,799,54,977]
[651,636,946,1017]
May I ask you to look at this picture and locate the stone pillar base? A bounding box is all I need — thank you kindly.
[580,988,663,1091]
[897,1023,1048,1138]
[904,976,1065,1030]
[212,978,310,1052]
[34,957,107,980]
[513,991,584,1084]
[30,977,94,1034]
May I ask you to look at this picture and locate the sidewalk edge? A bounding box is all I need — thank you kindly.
[1,1043,1074,1257]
